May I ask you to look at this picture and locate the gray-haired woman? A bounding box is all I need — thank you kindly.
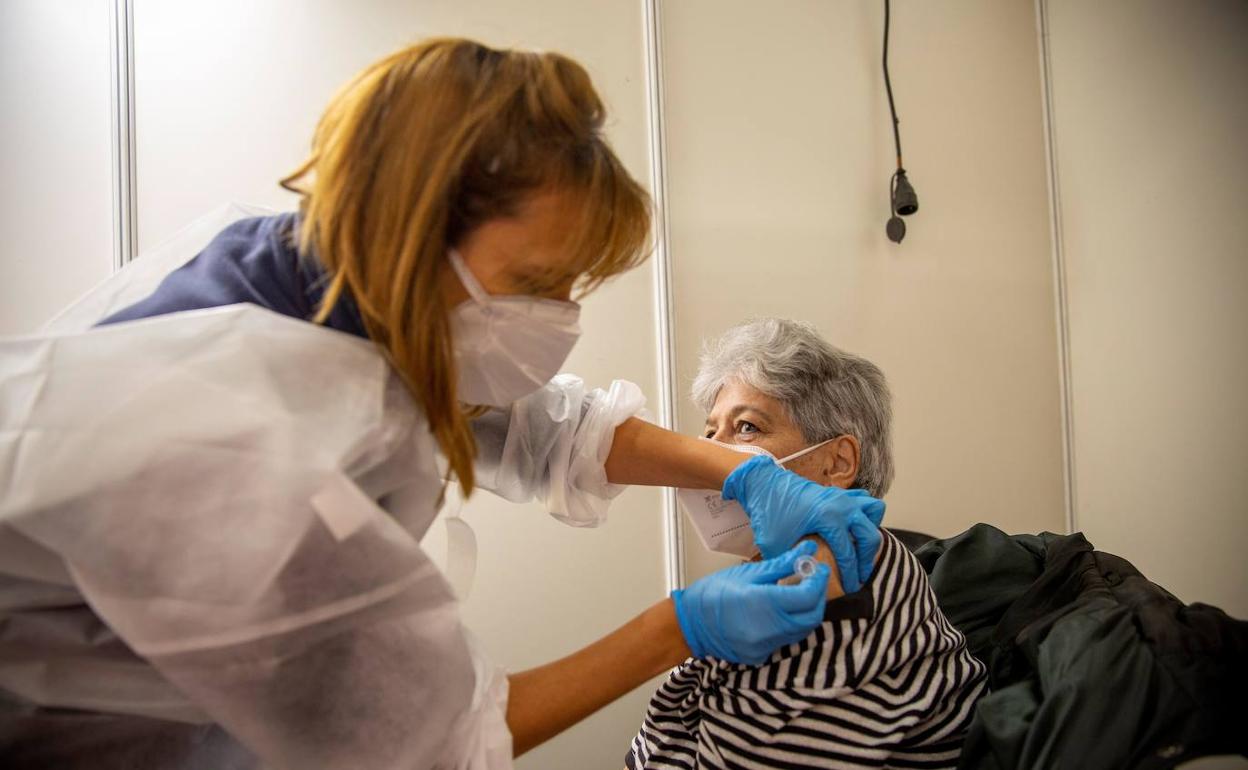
[628,318,986,770]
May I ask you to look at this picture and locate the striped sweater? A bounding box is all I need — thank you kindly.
[627,530,987,769]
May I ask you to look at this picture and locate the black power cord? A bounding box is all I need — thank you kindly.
[884,0,918,243]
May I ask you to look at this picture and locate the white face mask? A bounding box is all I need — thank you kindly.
[678,436,835,558]
[448,249,582,407]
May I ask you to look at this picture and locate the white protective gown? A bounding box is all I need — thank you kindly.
[0,205,646,769]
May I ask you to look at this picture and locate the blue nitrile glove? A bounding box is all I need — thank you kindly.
[722,455,885,593]
[671,540,830,665]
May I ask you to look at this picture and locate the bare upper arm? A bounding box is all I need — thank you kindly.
[773,534,882,600]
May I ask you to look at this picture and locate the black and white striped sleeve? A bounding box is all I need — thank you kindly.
[627,530,987,769]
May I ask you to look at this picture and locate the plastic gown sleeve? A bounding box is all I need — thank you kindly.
[471,374,647,527]
[0,306,512,769]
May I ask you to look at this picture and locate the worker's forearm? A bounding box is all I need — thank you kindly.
[605,417,745,489]
[505,597,690,757]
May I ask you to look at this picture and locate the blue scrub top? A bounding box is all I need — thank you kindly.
[100,212,368,338]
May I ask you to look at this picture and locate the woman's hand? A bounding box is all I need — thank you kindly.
[671,541,831,665]
[723,455,884,592]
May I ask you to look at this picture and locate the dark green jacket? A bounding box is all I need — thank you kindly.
[916,524,1247,769]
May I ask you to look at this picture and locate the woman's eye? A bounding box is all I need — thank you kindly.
[736,421,759,436]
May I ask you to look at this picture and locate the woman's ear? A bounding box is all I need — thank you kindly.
[822,435,861,489]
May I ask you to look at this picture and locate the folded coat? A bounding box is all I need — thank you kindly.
[916,524,1247,770]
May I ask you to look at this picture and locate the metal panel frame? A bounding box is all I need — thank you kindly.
[1035,0,1078,534]
[643,0,685,591]
[109,0,136,269]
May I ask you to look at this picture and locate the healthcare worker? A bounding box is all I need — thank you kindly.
[0,39,884,769]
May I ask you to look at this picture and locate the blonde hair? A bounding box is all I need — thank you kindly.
[281,38,652,496]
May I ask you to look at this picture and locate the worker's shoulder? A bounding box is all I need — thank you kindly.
[198,211,303,271]
[211,210,299,244]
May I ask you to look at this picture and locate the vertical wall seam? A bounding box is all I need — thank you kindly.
[1035,0,1078,535]
[109,0,136,271]
[642,0,685,592]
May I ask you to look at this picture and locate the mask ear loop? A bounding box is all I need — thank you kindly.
[778,436,840,466]
[446,250,499,414]
[447,249,492,306]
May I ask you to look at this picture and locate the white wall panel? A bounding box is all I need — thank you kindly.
[1047,0,1248,617]
[0,1,113,334]
[660,0,1067,580]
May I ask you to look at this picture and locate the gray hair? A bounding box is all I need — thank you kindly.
[691,318,894,497]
